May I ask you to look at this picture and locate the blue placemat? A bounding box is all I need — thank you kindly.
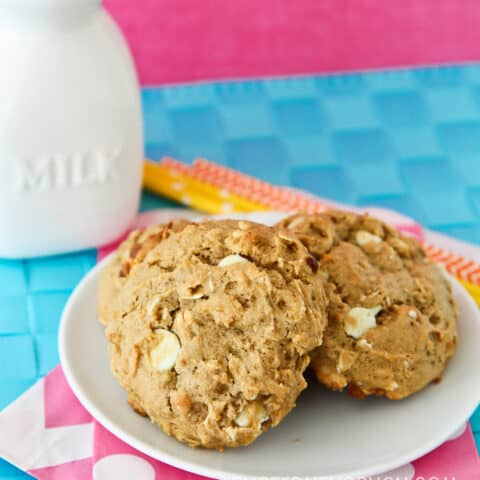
[1,65,480,479]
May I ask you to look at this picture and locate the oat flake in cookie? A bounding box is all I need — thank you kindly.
[276,210,458,400]
[101,220,328,449]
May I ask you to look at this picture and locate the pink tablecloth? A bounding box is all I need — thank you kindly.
[105,0,480,85]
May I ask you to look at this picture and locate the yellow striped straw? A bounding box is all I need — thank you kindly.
[143,160,269,214]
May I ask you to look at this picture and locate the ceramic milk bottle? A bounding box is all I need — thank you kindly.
[0,0,143,258]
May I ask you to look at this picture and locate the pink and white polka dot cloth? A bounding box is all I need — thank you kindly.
[1,365,478,480]
[0,208,479,480]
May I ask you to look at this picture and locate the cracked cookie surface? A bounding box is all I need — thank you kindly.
[276,210,458,400]
[101,220,327,448]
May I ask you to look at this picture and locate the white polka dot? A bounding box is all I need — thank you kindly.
[172,182,185,191]
[94,454,155,480]
[447,422,467,441]
[222,203,234,212]
[370,463,415,480]
[180,195,192,205]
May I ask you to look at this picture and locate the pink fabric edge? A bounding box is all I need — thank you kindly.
[29,459,93,480]
[44,366,92,428]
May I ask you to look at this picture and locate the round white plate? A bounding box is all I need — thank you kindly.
[59,239,480,480]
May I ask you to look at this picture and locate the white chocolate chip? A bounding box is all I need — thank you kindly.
[357,338,373,349]
[148,329,181,372]
[235,411,251,427]
[235,402,269,428]
[408,310,418,319]
[218,254,250,267]
[234,412,249,427]
[355,230,382,247]
[345,306,382,338]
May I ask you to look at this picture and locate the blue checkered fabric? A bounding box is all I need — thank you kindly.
[2,65,480,478]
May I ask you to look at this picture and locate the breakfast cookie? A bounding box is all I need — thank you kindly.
[98,219,190,325]
[276,210,458,400]
[102,219,328,449]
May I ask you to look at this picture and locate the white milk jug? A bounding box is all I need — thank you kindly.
[0,0,143,258]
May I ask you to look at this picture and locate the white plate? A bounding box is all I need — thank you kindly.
[59,215,480,480]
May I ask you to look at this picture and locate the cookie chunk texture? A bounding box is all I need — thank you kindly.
[277,210,458,400]
[101,220,328,448]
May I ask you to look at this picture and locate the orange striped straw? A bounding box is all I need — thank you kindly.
[424,244,480,285]
[162,157,331,213]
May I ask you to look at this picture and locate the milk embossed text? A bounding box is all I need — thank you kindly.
[14,147,121,192]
